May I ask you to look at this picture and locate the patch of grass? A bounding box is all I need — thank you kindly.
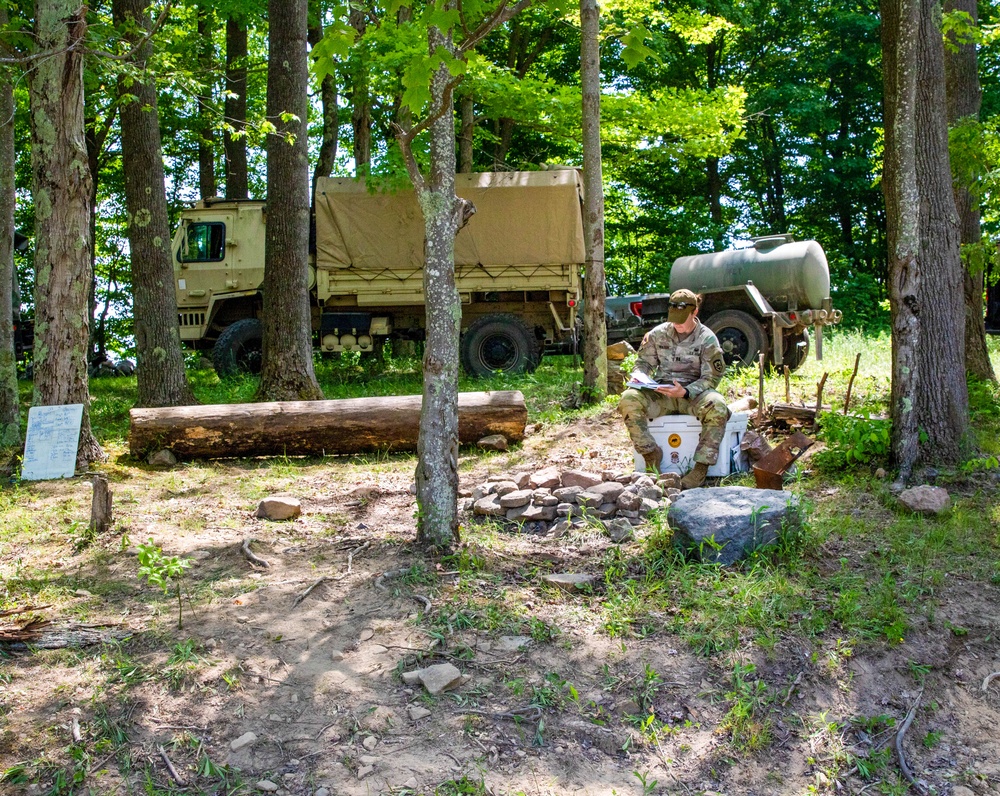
[719,663,773,752]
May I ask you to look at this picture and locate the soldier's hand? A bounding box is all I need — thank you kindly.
[656,380,687,398]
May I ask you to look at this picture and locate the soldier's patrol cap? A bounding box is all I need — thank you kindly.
[667,289,700,323]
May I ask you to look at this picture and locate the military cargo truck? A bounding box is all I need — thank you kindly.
[173,170,583,376]
[610,236,842,371]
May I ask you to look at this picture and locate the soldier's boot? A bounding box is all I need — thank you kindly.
[640,445,663,475]
[680,462,709,490]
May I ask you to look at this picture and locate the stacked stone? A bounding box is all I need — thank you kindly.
[467,466,681,536]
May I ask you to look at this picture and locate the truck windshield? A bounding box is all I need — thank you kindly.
[180,222,226,262]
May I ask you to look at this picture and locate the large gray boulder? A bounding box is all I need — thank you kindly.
[668,486,800,565]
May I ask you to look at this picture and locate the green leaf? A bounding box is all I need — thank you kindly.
[621,25,656,69]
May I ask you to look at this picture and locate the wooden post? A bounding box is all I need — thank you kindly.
[90,474,113,535]
[843,353,862,415]
[814,372,829,430]
[784,365,790,403]
[757,352,767,423]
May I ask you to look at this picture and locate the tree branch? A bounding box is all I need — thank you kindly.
[458,0,536,55]
[84,0,175,61]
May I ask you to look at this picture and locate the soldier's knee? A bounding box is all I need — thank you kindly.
[619,390,645,418]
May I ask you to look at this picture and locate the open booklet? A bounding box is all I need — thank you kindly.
[625,372,667,391]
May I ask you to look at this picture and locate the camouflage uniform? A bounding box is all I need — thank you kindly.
[619,319,730,465]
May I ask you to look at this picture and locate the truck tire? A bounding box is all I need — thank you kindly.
[213,318,264,376]
[783,330,810,372]
[461,314,541,377]
[705,310,768,369]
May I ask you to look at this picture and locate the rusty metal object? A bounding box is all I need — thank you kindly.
[753,431,815,490]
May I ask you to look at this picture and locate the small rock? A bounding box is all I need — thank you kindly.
[875,467,887,479]
[230,731,257,752]
[359,755,378,766]
[496,635,532,652]
[499,489,533,509]
[898,485,950,515]
[330,649,345,662]
[587,481,626,503]
[409,482,417,495]
[638,497,660,515]
[357,765,375,780]
[362,735,377,751]
[553,485,584,502]
[657,472,682,489]
[606,518,634,543]
[508,504,556,522]
[401,669,423,685]
[634,475,655,488]
[315,789,331,796]
[542,573,596,592]
[256,496,302,521]
[550,519,572,536]
[255,780,279,793]
[493,481,519,496]
[618,509,639,519]
[472,495,505,517]
[560,469,603,489]
[595,502,617,519]
[577,491,603,509]
[74,589,93,598]
[147,449,177,467]
[514,472,532,489]
[638,484,664,502]
[529,467,562,489]
[534,493,560,507]
[408,705,432,721]
[403,779,419,790]
[556,502,582,518]
[477,434,508,452]
[418,663,463,695]
[616,490,642,512]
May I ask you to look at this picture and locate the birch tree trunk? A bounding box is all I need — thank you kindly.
[410,37,464,550]
[944,0,996,383]
[113,0,197,408]
[224,15,249,200]
[28,0,104,467]
[0,8,19,448]
[580,0,606,401]
[881,0,968,479]
[256,0,323,402]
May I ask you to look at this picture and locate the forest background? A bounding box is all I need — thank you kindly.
[2,0,980,356]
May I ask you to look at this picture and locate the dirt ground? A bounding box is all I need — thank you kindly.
[1,406,999,796]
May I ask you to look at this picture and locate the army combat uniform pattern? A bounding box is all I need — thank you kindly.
[619,319,730,465]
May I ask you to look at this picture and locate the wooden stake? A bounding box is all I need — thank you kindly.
[90,475,113,535]
[758,353,767,422]
[814,372,829,429]
[783,365,790,403]
[843,353,862,415]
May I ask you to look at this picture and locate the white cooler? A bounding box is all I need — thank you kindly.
[633,411,750,477]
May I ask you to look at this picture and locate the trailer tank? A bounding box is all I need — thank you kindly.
[669,237,830,312]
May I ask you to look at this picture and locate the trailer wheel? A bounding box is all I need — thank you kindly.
[461,314,541,377]
[783,330,810,372]
[705,310,768,369]
[213,318,264,376]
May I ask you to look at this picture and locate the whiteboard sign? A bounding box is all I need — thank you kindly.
[22,404,84,481]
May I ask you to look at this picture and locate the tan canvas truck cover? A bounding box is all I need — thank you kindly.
[313,170,584,305]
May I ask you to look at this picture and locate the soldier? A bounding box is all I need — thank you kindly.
[619,288,729,489]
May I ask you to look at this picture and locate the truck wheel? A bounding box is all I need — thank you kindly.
[705,310,768,369]
[461,314,541,377]
[783,330,810,372]
[213,318,264,376]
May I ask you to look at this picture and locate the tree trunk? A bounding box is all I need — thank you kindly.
[308,20,338,200]
[0,9,19,449]
[129,391,527,458]
[458,94,474,173]
[224,15,249,200]
[913,0,968,460]
[580,0,606,402]
[28,0,104,468]
[411,41,464,550]
[881,0,968,478]
[349,8,371,176]
[944,0,996,382]
[196,5,217,199]
[256,0,323,402]
[113,0,197,408]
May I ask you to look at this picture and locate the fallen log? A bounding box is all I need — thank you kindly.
[768,402,832,424]
[129,390,527,460]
